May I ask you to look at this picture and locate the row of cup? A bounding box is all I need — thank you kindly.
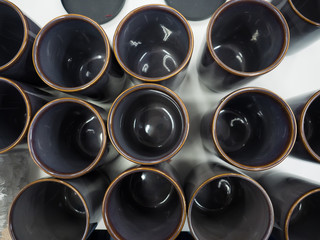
[8,160,320,240]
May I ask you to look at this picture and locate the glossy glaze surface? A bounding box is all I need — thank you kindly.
[108,85,188,164]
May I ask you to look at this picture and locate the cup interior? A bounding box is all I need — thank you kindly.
[288,191,320,239]
[110,88,187,163]
[210,1,286,73]
[189,176,272,240]
[36,17,107,88]
[29,100,105,175]
[0,2,25,67]
[215,91,293,168]
[105,170,183,240]
[116,6,190,78]
[0,80,27,151]
[291,0,320,24]
[10,181,87,240]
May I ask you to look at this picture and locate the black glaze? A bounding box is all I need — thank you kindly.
[270,0,320,54]
[9,170,109,240]
[33,14,125,103]
[200,88,296,170]
[103,163,185,240]
[258,172,320,240]
[165,0,226,21]
[185,162,274,240]
[198,0,289,92]
[0,0,44,86]
[61,0,125,24]
[28,98,118,179]
[113,5,193,90]
[0,77,49,153]
[108,84,189,164]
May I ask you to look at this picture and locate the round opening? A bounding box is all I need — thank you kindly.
[104,170,184,240]
[214,90,294,169]
[115,5,191,80]
[0,79,28,152]
[28,100,105,177]
[290,0,320,24]
[34,16,108,90]
[189,176,272,240]
[109,86,188,163]
[0,2,26,69]
[10,181,88,240]
[209,1,287,74]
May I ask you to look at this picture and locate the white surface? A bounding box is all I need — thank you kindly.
[10,0,320,233]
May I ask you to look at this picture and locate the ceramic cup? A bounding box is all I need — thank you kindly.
[286,90,320,163]
[185,162,274,240]
[201,87,297,171]
[270,0,320,54]
[28,98,118,179]
[9,170,109,240]
[102,163,186,240]
[107,84,189,165]
[258,172,320,240]
[33,14,126,103]
[198,0,289,92]
[0,77,50,154]
[0,0,43,86]
[113,4,193,90]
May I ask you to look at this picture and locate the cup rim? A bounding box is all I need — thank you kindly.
[0,0,29,71]
[187,172,274,240]
[288,0,320,26]
[299,90,320,162]
[206,0,290,77]
[8,178,91,240]
[211,87,297,171]
[27,97,107,179]
[102,166,186,240]
[113,4,194,82]
[285,188,320,240]
[0,77,31,154]
[32,14,111,92]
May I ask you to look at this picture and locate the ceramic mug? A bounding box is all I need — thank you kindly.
[102,163,186,240]
[185,162,274,240]
[200,87,297,171]
[198,0,289,92]
[28,98,118,179]
[113,4,194,90]
[33,14,126,103]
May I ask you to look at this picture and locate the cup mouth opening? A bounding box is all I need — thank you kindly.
[113,4,194,82]
[288,0,320,26]
[0,78,31,153]
[33,14,110,92]
[0,0,28,71]
[107,84,189,165]
[211,87,297,171]
[207,0,289,77]
[8,178,90,240]
[28,98,107,179]
[102,167,186,240]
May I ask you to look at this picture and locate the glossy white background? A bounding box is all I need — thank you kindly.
[9,0,320,233]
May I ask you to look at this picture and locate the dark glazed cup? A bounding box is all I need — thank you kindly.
[201,87,297,171]
[9,171,109,240]
[108,84,189,165]
[28,98,118,179]
[185,162,274,240]
[0,0,43,86]
[271,0,320,54]
[258,172,320,240]
[33,14,125,103]
[102,164,186,240]
[0,77,49,154]
[287,90,320,162]
[113,4,193,90]
[198,0,289,92]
